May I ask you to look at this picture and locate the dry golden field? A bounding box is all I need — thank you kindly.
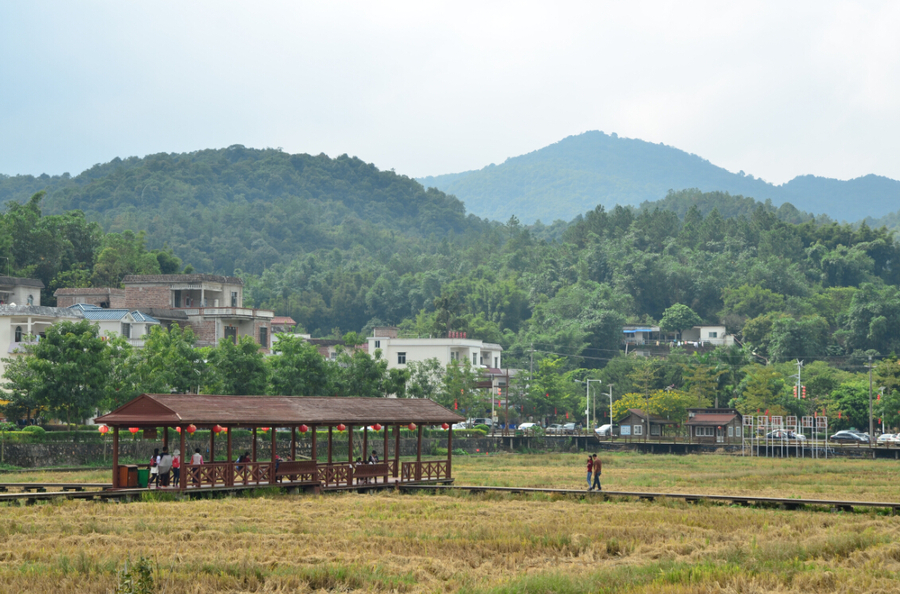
[0,452,898,593]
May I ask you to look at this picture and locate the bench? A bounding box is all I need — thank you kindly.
[353,463,390,484]
[274,460,319,483]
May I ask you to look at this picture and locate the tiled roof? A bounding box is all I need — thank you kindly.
[68,304,160,324]
[123,274,242,285]
[687,412,740,426]
[0,276,44,288]
[54,287,124,296]
[0,305,83,318]
[271,317,296,325]
[96,394,465,426]
[134,308,189,320]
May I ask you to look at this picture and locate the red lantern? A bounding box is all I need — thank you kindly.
[408,423,417,431]
[98,425,109,434]
[128,427,139,434]
[336,424,346,432]
[299,424,309,433]
[213,425,225,434]
[441,423,449,430]
[175,426,181,433]
[261,427,270,432]
[373,423,382,432]
[186,424,197,434]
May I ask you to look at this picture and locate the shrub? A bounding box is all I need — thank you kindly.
[21,426,46,436]
[0,422,17,432]
[474,424,491,433]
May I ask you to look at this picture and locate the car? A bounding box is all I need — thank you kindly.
[562,422,578,434]
[546,424,566,435]
[468,418,493,428]
[518,422,540,431]
[765,430,806,441]
[594,424,615,437]
[877,433,900,445]
[830,430,870,443]
[451,422,468,430]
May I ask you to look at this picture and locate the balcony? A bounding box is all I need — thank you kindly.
[180,307,274,319]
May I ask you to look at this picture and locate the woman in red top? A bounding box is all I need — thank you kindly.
[172,449,181,483]
[586,456,593,490]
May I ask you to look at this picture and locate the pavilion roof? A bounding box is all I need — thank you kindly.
[95,394,464,427]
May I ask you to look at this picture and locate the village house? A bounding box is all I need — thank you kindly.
[0,304,84,381]
[0,276,43,307]
[66,304,160,347]
[685,408,743,444]
[618,408,679,440]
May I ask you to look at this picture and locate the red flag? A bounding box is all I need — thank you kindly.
[454,400,458,410]
[565,412,569,419]
[838,411,842,419]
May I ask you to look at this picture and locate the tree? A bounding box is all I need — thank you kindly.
[132,325,206,394]
[91,230,161,288]
[660,304,702,338]
[4,319,110,426]
[681,362,725,408]
[208,335,268,395]
[439,359,481,415]
[268,335,330,396]
[736,364,788,417]
[333,349,390,398]
[406,358,445,399]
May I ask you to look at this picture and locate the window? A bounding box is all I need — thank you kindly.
[231,291,238,307]
[121,323,131,339]
[374,340,381,349]
[26,294,33,305]
[650,424,660,436]
[494,357,498,368]
[450,351,457,361]
[709,331,718,338]
[696,427,714,437]
[735,427,742,438]
[14,326,22,342]
[633,424,643,436]
[472,353,477,365]
[480,355,483,365]
[398,352,406,364]
[728,426,734,437]
[620,425,632,436]
[260,326,268,348]
[174,290,181,308]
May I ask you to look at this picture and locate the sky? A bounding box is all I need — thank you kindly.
[1,1,899,185]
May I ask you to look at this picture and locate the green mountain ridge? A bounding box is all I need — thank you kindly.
[418,131,900,224]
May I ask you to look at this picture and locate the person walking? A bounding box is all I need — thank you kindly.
[585,456,593,490]
[589,454,602,491]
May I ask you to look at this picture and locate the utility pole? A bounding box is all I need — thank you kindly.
[607,384,614,436]
[868,355,874,439]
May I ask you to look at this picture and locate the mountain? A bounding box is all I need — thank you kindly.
[418,131,900,224]
[0,146,489,275]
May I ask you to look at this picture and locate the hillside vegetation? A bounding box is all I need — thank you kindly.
[419,131,900,224]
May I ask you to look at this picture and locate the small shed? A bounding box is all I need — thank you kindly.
[96,394,463,491]
[618,409,679,440]
[685,408,743,444]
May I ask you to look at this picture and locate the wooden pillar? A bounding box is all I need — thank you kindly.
[383,423,389,482]
[327,426,333,464]
[226,427,233,487]
[163,426,169,450]
[291,427,296,461]
[311,426,318,462]
[179,426,187,491]
[270,426,277,483]
[447,427,453,479]
[363,426,368,462]
[252,428,257,461]
[348,425,354,463]
[416,424,423,480]
[210,429,215,463]
[112,426,120,488]
[393,424,400,478]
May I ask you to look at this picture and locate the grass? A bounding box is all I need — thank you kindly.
[0,452,898,592]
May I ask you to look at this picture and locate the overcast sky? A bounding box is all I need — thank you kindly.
[2,1,898,185]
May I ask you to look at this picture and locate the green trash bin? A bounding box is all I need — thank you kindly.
[137,467,149,488]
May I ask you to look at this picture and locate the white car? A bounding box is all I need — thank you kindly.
[877,433,900,445]
[594,424,615,437]
[518,422,539,431]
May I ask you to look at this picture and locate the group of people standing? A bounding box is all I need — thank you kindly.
[148,447,181,487]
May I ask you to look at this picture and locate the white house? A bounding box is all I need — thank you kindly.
[0,276,43,307]
[67,304,161,347]
[681,325,734,346]
[0,304,85,383]
[368,327,503,370]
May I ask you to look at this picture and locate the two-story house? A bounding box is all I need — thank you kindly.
[368,327,503,371]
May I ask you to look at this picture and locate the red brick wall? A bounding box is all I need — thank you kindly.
[125,286,171,309]
[56,292,126,308]
[189,319,217,346]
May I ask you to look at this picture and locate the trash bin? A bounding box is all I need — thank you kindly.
[118,465,138,488]
[137,467,149,488]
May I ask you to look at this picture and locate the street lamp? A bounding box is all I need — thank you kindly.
[574,379,602,433]
[606,384,614,436]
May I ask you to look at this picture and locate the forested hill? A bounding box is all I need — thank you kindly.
[0,146,487,274]
[418,131,900,224]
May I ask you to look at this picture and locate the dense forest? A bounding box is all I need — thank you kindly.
[5,148,900,430]
[418,131,900,224]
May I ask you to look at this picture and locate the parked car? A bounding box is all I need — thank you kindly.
[546,424,566,435]
[877,433,900,445]
[594,424,615,437]
[765,430,806,441]
[518,422,540,431]
[451,422,468,430]
[562,422,578,434]
[468,418,493,428]
[830,430,870,443]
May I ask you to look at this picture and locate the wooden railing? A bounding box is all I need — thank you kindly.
[401,460,449,482]
[317,463,353,487]
[188,462,231,487]
[232,462,272,486]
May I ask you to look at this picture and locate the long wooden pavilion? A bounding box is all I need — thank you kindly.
[95,394,464,492]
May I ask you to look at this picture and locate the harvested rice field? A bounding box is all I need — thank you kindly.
[0,452,898,593]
